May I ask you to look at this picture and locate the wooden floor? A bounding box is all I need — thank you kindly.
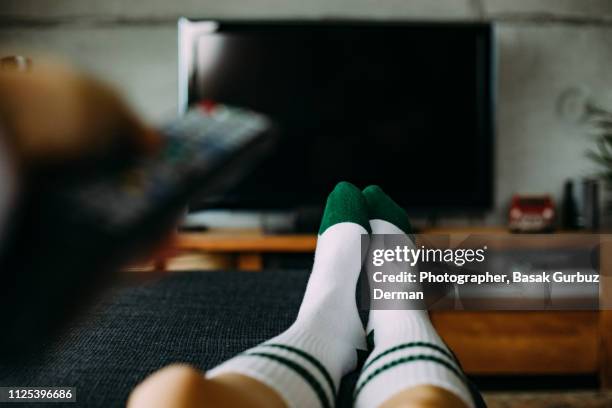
[482,391,612,407]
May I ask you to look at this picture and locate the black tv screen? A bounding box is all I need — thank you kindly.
[184,21,494,212]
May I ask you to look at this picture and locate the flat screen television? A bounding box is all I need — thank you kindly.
[179,20,495,213]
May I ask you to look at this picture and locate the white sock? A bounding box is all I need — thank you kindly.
[354,218,475,408]
[208,182,370,408]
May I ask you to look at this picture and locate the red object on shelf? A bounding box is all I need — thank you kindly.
[198,99,217,114]
[508,194,556,232]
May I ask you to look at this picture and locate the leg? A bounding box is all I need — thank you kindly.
[355,186,478,408]
[207,182,370,407]
[130,182,371,408]
[128,364,286,408]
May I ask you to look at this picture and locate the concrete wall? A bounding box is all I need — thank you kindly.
[2,0,612,225]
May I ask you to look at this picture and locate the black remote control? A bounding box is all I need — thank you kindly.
[72,101,276,229]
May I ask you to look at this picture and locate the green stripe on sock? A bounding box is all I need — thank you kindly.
[361,341,458,373]
[260,344,336,399]
[244,351,332,408]
[353,354,467,401]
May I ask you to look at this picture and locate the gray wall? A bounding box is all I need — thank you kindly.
[2,0,612,225]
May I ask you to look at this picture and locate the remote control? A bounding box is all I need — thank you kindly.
[0,101,277,360]
[72,101,276,229]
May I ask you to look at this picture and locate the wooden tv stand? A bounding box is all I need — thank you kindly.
[153,227,612,388]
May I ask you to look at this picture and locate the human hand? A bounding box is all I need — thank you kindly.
[0,60,160,170]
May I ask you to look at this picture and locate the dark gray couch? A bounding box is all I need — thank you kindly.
[0,271,365,407]
[1,271,484,408]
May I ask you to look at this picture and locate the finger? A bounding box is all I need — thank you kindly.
[79,75,162,154]
[0,61,161,166]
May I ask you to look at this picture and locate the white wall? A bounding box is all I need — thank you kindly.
[2,0,612,225]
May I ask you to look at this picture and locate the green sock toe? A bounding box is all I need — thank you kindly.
[362,185,413,235]
[318,181,371,235]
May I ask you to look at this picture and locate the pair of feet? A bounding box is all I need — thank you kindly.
[209,182,476,408]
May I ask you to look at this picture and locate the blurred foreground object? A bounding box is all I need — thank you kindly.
[0,60,161,364]
[0,94,276,364]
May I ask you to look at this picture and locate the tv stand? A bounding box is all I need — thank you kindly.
[139,226,612,388]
